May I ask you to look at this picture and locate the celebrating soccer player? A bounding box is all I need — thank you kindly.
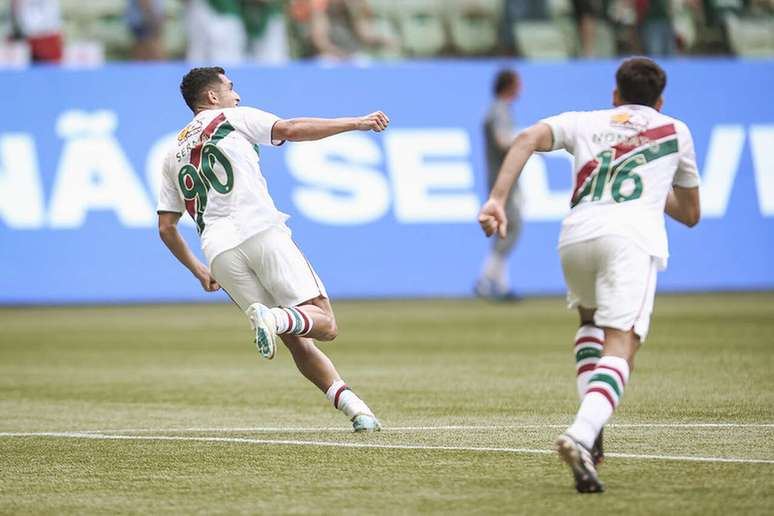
[157,67,389,432]
[479,57,701,492]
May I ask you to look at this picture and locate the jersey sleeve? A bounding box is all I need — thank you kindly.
[673,123,701,188]
[540,111,580,153]
[229,106,284,147]
[156,151,185,214]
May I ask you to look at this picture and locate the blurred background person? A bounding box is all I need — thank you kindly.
[126,0,166,61]
[243,0,290,63]
[186,0,246,63]
[10,0,63,63]
[635,0,677,56]
[573,0,610,57]
[288,0,396,60]
[475,69,523,301]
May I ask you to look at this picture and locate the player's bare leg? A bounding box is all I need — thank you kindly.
[280,334,380,432]
[573,306,605,466]
[275,297,379,432]
[280,333,339,391]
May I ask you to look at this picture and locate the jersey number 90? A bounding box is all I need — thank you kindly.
[177,143,234,232]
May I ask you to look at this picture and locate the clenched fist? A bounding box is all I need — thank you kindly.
[358,111,390,132]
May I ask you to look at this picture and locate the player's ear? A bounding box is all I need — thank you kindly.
[206,89,218,105]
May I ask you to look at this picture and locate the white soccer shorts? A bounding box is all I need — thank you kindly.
[210,225,328,311]
[559,235,658,341]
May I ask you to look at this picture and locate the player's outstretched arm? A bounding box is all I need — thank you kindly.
[479,122,553,239]
[665,186,700,227]
[272,111,389,142]
[158,211,220,292]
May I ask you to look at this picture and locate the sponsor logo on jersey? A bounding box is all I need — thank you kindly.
[610,112,648,131]
[177,119,203,144]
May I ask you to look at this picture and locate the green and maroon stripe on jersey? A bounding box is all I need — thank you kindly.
[183,113,236,227]
[570,123,678,206]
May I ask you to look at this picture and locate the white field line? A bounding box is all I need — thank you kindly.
[72,423,774,434]
[1,431,773,465]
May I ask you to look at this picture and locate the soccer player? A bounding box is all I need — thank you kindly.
[157,67,389,432]
[478,57,700,492]
[475,69,523,301]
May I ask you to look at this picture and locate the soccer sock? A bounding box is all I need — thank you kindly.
[270,306,313,336]
[566,355,630,449]
[574,324,604,400]
[325,380,374,419]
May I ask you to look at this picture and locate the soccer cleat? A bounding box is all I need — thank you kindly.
[556,433,605,493]
[474,279,522,302]
[351,414,381,433]
[591,429,604,467]
[246,303,277,360]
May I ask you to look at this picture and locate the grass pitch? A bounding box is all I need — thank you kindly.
[1,293,773,515]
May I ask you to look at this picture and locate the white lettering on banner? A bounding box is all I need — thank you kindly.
[520,150,573,221]
[287,132,389,225]
[2,121,772,231]
[749,125,774,216]
[48,111,154,228]
[385,129,479,223]
[0,134,45,228]
[699,125,745,218]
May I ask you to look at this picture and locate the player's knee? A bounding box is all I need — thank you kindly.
[319,316,338,341]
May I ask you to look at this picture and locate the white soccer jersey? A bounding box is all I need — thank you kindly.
[541,104,700,269]
[157,106,288,264]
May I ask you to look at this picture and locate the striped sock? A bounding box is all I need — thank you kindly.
[325,380,373,419]
[271,306,313,336]
[567,355,630,449]
[574,325,604,400]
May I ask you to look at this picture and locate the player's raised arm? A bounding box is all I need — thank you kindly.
[272,111,390,142]
[479,122,553,239]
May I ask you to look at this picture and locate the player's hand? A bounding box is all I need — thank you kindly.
[194,263,220,292]
[478,199,508,239]
[357,111,390,132]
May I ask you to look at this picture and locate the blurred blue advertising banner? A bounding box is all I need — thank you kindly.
[1,60,773,303]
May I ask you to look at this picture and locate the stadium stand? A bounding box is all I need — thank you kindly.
[1,0,773,65]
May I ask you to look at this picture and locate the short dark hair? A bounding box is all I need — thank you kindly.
[493,69,519,96]
[180,66,226,112]
[615,57,666,107]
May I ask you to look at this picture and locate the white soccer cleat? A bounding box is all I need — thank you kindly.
[246,303,277,360]
[351,414,381,433]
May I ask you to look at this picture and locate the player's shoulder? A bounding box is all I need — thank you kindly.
[220,106,267,118]
[541,109,608,131]
[654,110,692,137]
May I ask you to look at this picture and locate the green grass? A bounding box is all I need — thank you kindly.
[1,293,773,515]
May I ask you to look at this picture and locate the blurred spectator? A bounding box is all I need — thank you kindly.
[10,0,63,63]
[747,0,774,13]
[186,0,247,63]
[126,0,166,61]
[498,0,550,55]
[572,0,610,57]
[289,0,396,60]
[242,0,290,63]
[635,0,676,55]
[475,69,524,301]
